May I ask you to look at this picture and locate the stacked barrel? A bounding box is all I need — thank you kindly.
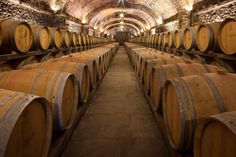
[0,18,118,157]
[130,18,236,55]
[125,41,236,157]
[0,19,112,55]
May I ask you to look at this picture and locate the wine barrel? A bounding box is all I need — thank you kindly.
[183,26,198,50]
[174,30,184,49]
[139,53,167,80]
[194,111,236,157]
[90,36,94,45]
[71,32,78,47]
[143,55,184,93]
[0,69,78,131]
[86,35,91,46]
[167,31,174,48]
[71,53,103,78]
[0,89,52,157]
[82,34,87,46]
[154,34,158,47]
[62,30,71,48]
[78,34,83,47]
[196,23,221,52]
[218,18,236,55]
[22,60,90,104]
[161,33,167,47]
[59,55,98,88]
[31,25,51,50]
[158,33,163,46]
[163,72,236,151]
[0,19,33,53]
[151,63,219,112]
[49,27,62,49]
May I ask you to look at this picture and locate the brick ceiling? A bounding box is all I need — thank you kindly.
[45,0,204,33]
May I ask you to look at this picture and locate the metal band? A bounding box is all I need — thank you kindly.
[0,92,19,107]
[0,94,34,157]
[30,69,45,94]
[201,75,226,112]
[179,78,197,149]
[45,72,60,100]
[174,64,184,77]
[167,79,187,149]
[60,62,69,71]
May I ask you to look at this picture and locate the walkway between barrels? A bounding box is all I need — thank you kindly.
[62,46,170,157]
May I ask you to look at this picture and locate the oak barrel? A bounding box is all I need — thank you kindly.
[183,26,198,50]
[196,22,221,52]
[163,72,236,151]
[71,32,78,47]
[0,89,52,157]
[151,63,219,112]
[59,55,98,88]
[167,31,174,48]
[30,25,51,50]
[218,18,236,55]
[0,69,78,131]
[49,27,62,49]
[22,60,90,104]
[194,111,236,157]
[62,30,71,48]
[174,29,184,49]
[0,19,33,53]
[144,56,185,94]
[78,34,83,47]
[82,34,87,46]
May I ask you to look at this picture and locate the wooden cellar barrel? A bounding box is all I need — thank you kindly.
[78,34,83,47]
[144,56,186,94]
[0,19,33,53]
[30,25,51,50]
[71,32,78,47]
[183,26,198,50]
[71,53,104,78]
[82,34,87,46]
[162,72,236,151]
[0,89,52,157]
[194,111,236,157]
[196,22,221,52]
[62,30,71,48]
[218,18,236,55]
[151,63,219,112]
[86,35,91,46]
[174,29,183,49]
[49,27,62,49]
[161,32,167,47]
[0,69,78,131]
[59,55,98,89]
[167,31,174,48]
[22,60,90,104]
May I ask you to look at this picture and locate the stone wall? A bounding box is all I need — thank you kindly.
[191,0,236,25]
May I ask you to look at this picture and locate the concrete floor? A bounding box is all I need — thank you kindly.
[62,46,170,157]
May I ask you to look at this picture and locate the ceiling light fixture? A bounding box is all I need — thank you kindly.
[119,13,124,18]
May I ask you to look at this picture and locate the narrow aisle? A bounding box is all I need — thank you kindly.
[62,46,170,157]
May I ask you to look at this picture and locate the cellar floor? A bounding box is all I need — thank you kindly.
[62,46,170,157]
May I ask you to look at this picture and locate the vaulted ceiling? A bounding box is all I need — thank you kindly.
[44,0,204,35]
